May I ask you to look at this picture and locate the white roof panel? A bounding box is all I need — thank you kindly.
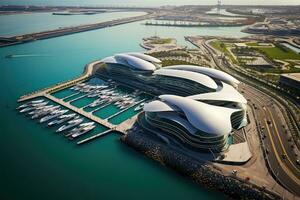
[114,54,156,71]
[127,52,162,64]
[144,100,179,112]
[165,65,239,86]
[188,82,247,104]
[159,95,240,136]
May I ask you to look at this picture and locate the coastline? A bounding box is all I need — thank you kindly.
[121,131,281,200]
[0,11,154,47]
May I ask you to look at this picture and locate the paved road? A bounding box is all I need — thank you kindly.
[199,39,300,197]
[243,85,300,196]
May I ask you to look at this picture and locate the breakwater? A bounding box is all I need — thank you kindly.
[121,132,282,200]
[0,11,155,47]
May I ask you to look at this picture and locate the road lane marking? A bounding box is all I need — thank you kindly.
[267,109,300,175]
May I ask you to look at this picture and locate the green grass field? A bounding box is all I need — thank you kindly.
[255,46,300,60]
[150,38,172,45]
[161,59,196,67]
[209,40,237,63]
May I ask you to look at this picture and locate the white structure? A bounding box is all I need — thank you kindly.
[99,53,248,152]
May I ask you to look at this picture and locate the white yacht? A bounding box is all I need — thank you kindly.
[69,125,95,140]
[39,110,68,123]
[56,118,83,133]
[48,113,77,126]
[79,122,95,127]
[134,103,145,112]
[16,100,45,109]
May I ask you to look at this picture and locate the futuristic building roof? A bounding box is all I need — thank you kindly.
[188,82,247,104]
[114,54,156,71]
[127,52,162,64]
[153,69,218,90]
[164,65,239,86]
[144,100,179,112]
[145,95,241,136]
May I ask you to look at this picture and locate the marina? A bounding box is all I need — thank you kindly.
[17,73,153,145]
[0,8,252,199]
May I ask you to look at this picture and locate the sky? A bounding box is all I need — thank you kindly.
[0,0,299,6]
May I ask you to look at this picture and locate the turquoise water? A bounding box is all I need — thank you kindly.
[52,88,76,99]
[0,14,234,200]
[109,104,141,125]
[94,104,120,119]
[0,11,146,36]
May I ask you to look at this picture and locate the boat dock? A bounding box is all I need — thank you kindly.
[62,92,81,101]
[106,99,146,121]
[45,93,116,129]
[17,60,145,144]
[18,60,101,102]
[77,129,113,145]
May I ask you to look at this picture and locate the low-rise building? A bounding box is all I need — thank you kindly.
[279,73,300,95]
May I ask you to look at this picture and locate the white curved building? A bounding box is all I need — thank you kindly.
[99,53,248,152]
[164,65,240,87]
[142,94,246,152]
[100,52,161,81]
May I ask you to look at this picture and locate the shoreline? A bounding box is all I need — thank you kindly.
[0,11,155,47]
[121,131,281,200]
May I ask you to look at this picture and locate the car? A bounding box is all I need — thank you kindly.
[267,120,271,125]
[282,154,287,159]
[232,170,237,175]
[296,160,300,165]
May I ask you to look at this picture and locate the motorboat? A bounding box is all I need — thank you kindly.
[48,113,77,126]
[134,103,145,112]
[79,122,95,127]
[31,102,49,107]
[56,118,83,133]
[16,100,45,109]
[69,125,96,140]
[31,107,59,119]
[39,110,68,123]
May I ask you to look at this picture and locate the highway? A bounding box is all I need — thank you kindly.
[196,38,300,197]
[243,85,300,196]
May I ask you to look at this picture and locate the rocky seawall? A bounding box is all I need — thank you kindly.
[121,132,281,200]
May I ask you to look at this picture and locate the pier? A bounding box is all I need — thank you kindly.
[17,60,144,144]
[77,129,113,145]
[106,99,146,121]
[61,92,81,101]
[68,93,88,103]
[18,60,101,102]
[143,21,245,28]
[45,93,116,130]
[0,12,156,47]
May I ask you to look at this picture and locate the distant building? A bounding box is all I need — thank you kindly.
[234,43,248,48]
[279,73,300,94]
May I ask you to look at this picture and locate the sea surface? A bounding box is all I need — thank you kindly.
[0,11,146,36]
[0,0,298,6]
[0,12,251,200]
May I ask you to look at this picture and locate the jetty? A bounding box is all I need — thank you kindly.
[18,60,101,102]
[0,11,156,47]
[17,60,143,144]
